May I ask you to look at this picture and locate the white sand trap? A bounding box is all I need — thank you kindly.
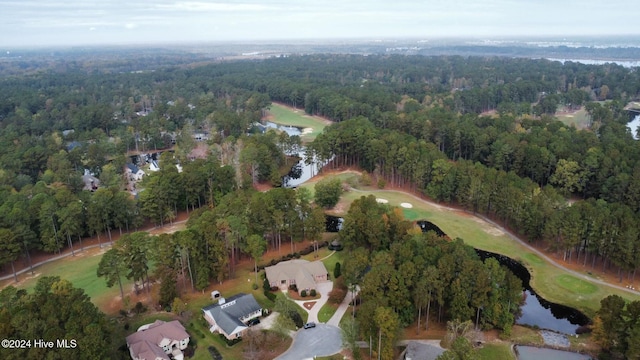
[376,198,389,204]
[400,202,413,208]
[302,127,313,135]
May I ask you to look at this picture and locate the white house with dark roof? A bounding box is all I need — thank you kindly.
[125,320,190,360]
[265,259,329,294]
[202,293,262,340]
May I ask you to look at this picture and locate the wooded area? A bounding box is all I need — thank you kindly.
[1,52,640,359]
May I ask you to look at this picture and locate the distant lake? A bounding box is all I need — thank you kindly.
[547,58,640,68]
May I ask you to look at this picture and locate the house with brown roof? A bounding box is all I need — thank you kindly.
[265,259,329,294]
[126,320,190,360]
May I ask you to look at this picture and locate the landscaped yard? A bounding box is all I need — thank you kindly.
[477,343,515,360]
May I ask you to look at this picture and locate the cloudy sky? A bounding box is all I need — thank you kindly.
[0,0,637,47]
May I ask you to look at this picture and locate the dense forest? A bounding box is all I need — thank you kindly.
[2,52,640,359]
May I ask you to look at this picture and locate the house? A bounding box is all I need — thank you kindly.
[149,160,160,172]
[202,293,262,340]
[125,163,145,181]
[265,259,329,294]
[403,341,445,360]
[126,320,190,360]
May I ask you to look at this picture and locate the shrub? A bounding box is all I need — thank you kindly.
[219,333,242,346]
[334,262,341,279]
[288,284,298,292]
[288,311,304,328]
[252,283,259,290]
[133,301,147,314]
[360,171,372,186]
[301,289,307,297]
[328,288,347,304]
[377,178,387,189]
[264,290,276,302]
[208,345,223,360]
[263,276,271,292]
[293,252,301,259]
[310,289,316,297]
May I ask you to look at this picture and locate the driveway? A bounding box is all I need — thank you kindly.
[290,280,334,323]
[275,323,342,360]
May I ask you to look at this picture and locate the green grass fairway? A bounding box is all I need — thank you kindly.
[304,176,640,318]
[557,107,591,129]
[555,274,598,295]
[267,103,330,142]
[0,249,133,311]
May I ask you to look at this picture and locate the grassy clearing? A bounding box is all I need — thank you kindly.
[267,103,330,142]
[306,175,640,318]
[478,343,515,360]
[556,107,591,129]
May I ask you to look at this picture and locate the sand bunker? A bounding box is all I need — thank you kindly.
[302,127,313,135]
[400,202,413,208]
[376,198,389,204]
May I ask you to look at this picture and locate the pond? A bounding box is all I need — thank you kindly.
[475,249,590,334]
[516,346,592,360]
[415,220,590,334]
[627,114,640,140]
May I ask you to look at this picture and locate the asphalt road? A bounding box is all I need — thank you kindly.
[275,323,342,360]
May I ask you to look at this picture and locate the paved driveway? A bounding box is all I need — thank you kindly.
[275,323,342,360]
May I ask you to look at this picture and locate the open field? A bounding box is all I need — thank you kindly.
[301,173,640,317]
[266,103,330,142]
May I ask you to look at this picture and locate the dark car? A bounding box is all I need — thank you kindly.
[247,318,260,327]
[303,322,316,329]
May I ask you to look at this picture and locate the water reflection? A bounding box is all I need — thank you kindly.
[516,346,592,360]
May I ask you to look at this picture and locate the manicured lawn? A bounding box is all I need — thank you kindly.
[303,176,640,318]
[555,274,598,295]
[318,302,339,323]
[478,343,515,360]
[556,107,591,129]
[267,103,330,142]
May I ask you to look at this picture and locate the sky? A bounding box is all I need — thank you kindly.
[0,0,638,48]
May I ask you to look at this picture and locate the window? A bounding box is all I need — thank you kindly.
[281,280,286,284]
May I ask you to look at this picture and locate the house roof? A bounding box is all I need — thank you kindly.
[202,293,262,337]
[126,320,189,360]
[126,163,140,174]
[265,259,328,290]
[404,341,445,360]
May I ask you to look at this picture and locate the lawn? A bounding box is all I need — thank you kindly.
[302,176,640,318]
[477,343,515,360]
[267,103,330,142]
[556,106,591,129]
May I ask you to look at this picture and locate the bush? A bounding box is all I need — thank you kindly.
[263,276,271,292]
[264,290,276,302]
[301,289,307,297]
[288,284,298,292]
[288,311,304,328]
[252,283,259,290]
[219,333,242,347]
[334,262,341,279]
[133,302,147,314]
[310,289,316,297]
[377,178,387,189]
[208,345,223,360]
[360,171,372,186]
[315,178,343,208]
[328,288,347,304]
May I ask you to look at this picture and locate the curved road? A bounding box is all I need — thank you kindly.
[349,187,640,297]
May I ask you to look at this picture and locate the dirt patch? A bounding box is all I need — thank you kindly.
[303,301,316,310]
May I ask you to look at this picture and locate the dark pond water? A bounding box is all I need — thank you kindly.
[516,346,592,360]
[415,220,590,334]
[476,249,590,334]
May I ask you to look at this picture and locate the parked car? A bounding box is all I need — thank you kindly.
[303,322,316,329]
[247,318,260,327]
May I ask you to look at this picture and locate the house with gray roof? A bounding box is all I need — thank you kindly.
[125,320,190,360]
[265,259,329,294]
[202,293,262,340]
